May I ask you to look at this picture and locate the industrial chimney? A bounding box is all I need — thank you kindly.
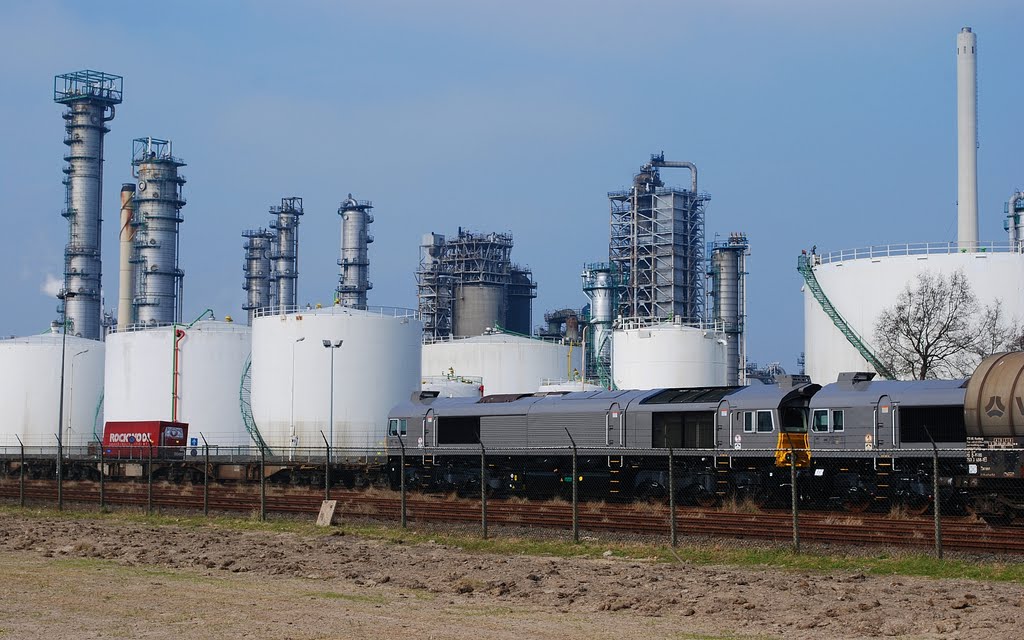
[957,27,978,251]
[54,70,123,339]
[337,195,374,309]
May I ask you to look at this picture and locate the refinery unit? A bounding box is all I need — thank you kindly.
[800,27,1024,383]
[1,24,1019,451]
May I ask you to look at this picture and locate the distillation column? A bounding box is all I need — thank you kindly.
[582,263,619,388]
[337,195,374,309]
[957,27,979,250]
[131,138,186,326]
[269,197,303,311]
[709,233,749,386]
[54,70,123,339]
[242,229,275,324]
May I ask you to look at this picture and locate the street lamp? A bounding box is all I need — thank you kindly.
[322,339,343,452]
[290,337,305,451]
[56,290,77,512]
[67,349,89,446]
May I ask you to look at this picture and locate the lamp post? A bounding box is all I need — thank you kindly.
[56,291,77,500]
[67,349,89,447]
[290,337,305,452]
[322,339,343,453]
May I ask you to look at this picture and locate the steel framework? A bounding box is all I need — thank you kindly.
[609,153,709,324]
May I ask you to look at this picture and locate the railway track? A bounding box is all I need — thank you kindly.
[1,479,1020,554]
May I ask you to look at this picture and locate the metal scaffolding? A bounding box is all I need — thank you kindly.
[609,153,709,324]
[415,229,536,338]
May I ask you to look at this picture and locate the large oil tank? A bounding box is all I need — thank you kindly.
[422,334,581,395]
[804,248,1024,383]
[0,333,104,447]
[250,306,421,451]
[453,283,505,337]
[612,321,727,390]
[104,321,252,448]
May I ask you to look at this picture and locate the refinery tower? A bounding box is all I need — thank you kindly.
[54,70,122,339]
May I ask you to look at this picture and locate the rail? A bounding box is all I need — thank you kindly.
[252,304,418,320]
[812,241,1023,265]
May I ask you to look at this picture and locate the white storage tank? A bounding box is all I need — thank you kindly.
[104,321,253,448]
[0,333,104,447]
[422,333,581,395]
[803,246,1024,383]
[612,321,728,390]
[250,306,421,451]
[421,374,483,398]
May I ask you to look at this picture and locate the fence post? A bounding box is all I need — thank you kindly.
[320,431,331,501]
[147,442,154,516]
[668,448,677,547]
[98,442,105,510]
[201,434,209,517]
[481,443,488,540]
[927,430,943,559]
[789,442,799,553]
[56,434,63,511]
[260,445,267,522]
[565,429,578,543]
[16,435,24,508]
[398,433,407,529]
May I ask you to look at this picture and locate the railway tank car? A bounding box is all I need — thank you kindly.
[384,376,819,502]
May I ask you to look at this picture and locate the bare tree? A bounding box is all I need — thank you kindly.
[874,270,979,379]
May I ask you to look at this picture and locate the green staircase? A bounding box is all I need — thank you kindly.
[239,355,271,454]
[797,254,895,379]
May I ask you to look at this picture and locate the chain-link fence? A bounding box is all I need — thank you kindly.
[2,444,1023,555]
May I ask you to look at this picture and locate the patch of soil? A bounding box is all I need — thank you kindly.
[1,512,1022,639]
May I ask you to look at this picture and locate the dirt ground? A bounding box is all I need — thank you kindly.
[1,513,1023,639]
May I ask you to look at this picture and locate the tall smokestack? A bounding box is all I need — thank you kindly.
[957,26,978,250]
[117,184,136,329]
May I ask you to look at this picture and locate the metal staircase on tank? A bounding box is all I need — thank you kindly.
[239,354,271,454]
[797,254,895,379]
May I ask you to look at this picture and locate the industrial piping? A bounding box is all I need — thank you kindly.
[117,184,136,330]
[646,158,697,193]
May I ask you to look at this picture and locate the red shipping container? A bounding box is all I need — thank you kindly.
[103,421,188,458]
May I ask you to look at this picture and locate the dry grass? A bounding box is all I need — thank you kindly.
[717,496,763,515]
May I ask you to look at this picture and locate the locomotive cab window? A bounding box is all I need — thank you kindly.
[387,418,408,436]
[739,410,773,433]
[812,410,829,433]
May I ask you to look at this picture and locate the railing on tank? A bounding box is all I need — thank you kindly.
[614,316,725,332]
[252,304,419,320]
[813,241,1024,265]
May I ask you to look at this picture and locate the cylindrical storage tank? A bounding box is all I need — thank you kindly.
[422,334,581,395]
[453,283,506,337]
[104,321,252,447]
[612,323,727,390]
[0,334,104,447]
[421,375,483,398]
[250,306,422,451]
[803,250,1024,383]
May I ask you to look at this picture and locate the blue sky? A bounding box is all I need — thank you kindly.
[1,0,1021,371]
